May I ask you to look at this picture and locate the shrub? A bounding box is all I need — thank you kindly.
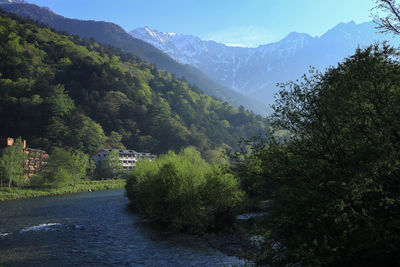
[126,147,243,233]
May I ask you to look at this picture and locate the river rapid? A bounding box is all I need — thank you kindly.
[0,189,244,266]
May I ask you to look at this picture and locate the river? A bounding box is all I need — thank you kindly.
[0,189,245,266]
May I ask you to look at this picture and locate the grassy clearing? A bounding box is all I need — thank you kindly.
[0,179,126,201]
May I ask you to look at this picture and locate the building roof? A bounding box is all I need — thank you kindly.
[93,148,155,156]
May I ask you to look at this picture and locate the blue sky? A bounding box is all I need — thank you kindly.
[26,0,377,47]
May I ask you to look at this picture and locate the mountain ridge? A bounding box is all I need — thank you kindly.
[130,21,399,108]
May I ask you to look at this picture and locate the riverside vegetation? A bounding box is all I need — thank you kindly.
[0,137,125,201]
[126,147,244,233]
[0,179,125,201]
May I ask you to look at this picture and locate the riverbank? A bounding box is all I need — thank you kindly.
[133,214,264,262]
[0,179,126,201]
[145,223,260,264]
[198,231,259,260]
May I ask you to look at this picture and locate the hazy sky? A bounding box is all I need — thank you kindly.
[26,0,377,47]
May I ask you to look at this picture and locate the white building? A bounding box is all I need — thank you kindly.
[92,149,155,171]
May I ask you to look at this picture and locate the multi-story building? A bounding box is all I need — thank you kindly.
[24,148,49,176]
[92,149,155,171]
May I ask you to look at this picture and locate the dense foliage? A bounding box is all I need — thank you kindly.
[0,10,268,155]
[126,148,244,233]
[232,45,400,266]
[94,149,122,179]
[31,148,90,189]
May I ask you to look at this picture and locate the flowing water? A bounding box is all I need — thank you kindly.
[0,189,244,266]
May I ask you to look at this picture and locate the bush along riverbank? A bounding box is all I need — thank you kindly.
[126,147,244,234]
[0,179,125,201]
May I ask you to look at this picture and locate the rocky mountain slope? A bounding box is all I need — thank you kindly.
[131,22,399,109]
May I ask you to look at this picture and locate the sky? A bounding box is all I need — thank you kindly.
[25,0,378,47]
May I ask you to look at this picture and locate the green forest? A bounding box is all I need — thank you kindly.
[0,10,268,156]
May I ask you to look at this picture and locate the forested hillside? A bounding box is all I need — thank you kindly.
[0,2,267,115]
[0,10,268,155]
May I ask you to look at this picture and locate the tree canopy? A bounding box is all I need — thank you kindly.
[233,45,400,266]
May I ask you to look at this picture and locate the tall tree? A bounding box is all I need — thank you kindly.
[0,138,26,188]
[96,150,122,179]
[42,148,74,188]
[69,151,89,189]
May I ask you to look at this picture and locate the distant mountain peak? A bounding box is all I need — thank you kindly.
[281,31,313,42]
[324,20,363,34]
[142,26,158,39]
[143,26,178,36]
[134,26,183,43]
[341,20,356,26]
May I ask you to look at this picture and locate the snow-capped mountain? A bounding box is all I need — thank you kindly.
[130,22,399,106]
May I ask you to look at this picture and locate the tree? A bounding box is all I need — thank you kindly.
[373,0,400,35]
[104,131,125,149]
[200,164,244,230]
[45,84,75,117]
[69,151,89,189]
[0,137,26,188]
[247,45,400,266]
[68,113,107,155]
[96,149,122,179]
[41,148,74,188]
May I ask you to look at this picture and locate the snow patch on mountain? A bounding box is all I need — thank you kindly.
[0,0,27,4]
